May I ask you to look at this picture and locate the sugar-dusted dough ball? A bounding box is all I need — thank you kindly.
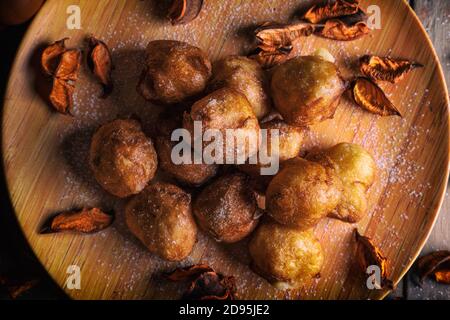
[183,87,260,163]
[193,172,260,243]
[137,40,212,104]
[209,56,271,119]
[155,135,218,186]
[271,56,345,126]
[125,182,197,261]
[89,119,157,198]
[266,157,342,229]
[249,219,323,289]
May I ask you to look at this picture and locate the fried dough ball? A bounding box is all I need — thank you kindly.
[261,119,304,161]
[193,172,260,243]
[239,119,304,174]
[209,56,271,119]
[183,87,260,162]
[249,219,323,289]
[150,104,187,137]
[125,182,197,261]
[137,40,212,104]
[271,56,345,126]
[89,119,158,198]
[238,119,304,192]
[155,135,218,186]
[266,157,342,229]
[307,143,376,222]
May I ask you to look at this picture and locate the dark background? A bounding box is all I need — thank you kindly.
[0,0,449,300]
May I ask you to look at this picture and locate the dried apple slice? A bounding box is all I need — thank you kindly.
[303,0,360,24]
[41,38,68,76]
[255,21,314,52]
[416,250,450,284]
[41,208,113,234]
[354,229,393,290]
[360,55,424,83]
[54,49,81,81]
[317,9,369,41]
[166,264,237,300]
[49,78,74,114]
[165,264,214,281]
[168,0,203,25]
[248,47,291,69]
[88,36,113,97]
[352,77,401,117]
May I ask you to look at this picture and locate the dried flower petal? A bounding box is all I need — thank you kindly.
[248,47,290,69]
[303,0,360,24]
[416,250,450,283]
[54,49,81,81]
[168,0,203,25]
[360,55,424,83]
[41,38,68,76]
[47,49,81,114]
[317,10,369,41]
[354,229,394,290]
[165,264,213,281]
[166,264,237,300]
[184,271,236,300]
[352,77,401,117]
[0,277,39,299]
[88,36,113,97]
[255,21,315,52]
[40,208,113,234]
[434,270,450,284]
[49,78,74,114]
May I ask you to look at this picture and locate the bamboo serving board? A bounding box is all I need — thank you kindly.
[2,0,449,300]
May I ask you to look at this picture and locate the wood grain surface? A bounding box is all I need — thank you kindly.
[395,0,450,300]
[2,0,449,300]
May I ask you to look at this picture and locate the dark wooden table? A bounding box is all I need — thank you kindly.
[0,0,449,300]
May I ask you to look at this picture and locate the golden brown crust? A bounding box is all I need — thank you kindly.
[89,119,158,198]
[266,157,342,229]
[125,182,197,261]
[155,135,218,186]
[183,87,260,162]
[209,56,272,119]
[237,119,304,193]
[270,56,345,126]
[249,219,323,289]
[193,172,260,243]
[306,143,376,223]
[137,40,212,104]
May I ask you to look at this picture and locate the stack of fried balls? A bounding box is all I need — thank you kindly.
[88,40,376,289]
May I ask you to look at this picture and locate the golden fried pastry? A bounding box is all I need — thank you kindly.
[209,56,271,119]
[137,40,212,104]
[89,119,158,198]
[271,56,345,126]
[261,119,304,161]
[249,219,323,289]
[307,143,376,222]
[266,157,342,229]
[239,119,304,173]
[238,119,304,193]
[151,104,187,137]
[183,87,260,162]
[155,135,218,186]
[193,172,260,243]
[125,182,197,261]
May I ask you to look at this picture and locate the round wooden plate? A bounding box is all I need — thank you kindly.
[2,0,449,299]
